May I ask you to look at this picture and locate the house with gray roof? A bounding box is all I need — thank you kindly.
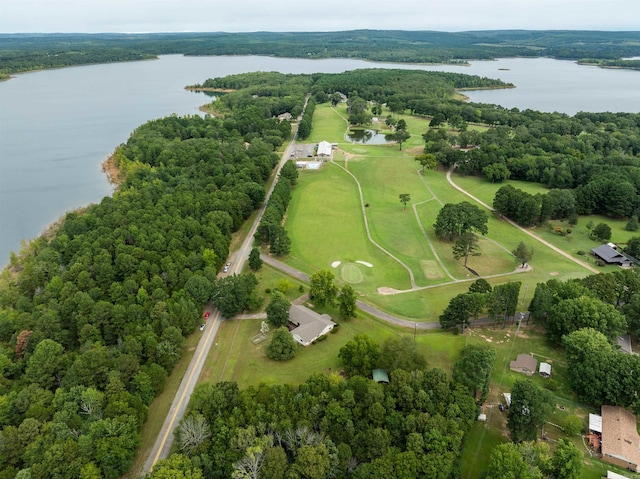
[289,305,336,347]
[509,354,537,375]
[591,244,634,268]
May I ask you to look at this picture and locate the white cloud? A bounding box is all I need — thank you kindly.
[1,0,639,32]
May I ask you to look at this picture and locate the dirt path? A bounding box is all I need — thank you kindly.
[445,167,600,275]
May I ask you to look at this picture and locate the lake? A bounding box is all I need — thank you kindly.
[1,54,640,265]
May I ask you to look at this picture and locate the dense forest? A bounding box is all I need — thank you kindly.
[416,102,640,221]
[0,100,291,476]
[2,30,640,76]
[147,344,477,478]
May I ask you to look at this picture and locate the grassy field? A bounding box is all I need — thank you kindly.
[283,103,594,320]
[452,173,638,272]
[192,103,628,478]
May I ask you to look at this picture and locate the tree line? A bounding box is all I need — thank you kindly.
[0,108,289,477]
[3,31,640,76]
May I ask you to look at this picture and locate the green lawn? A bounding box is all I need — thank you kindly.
[451,173,639,272]
[284,109,592,320]
[286,162,410,292]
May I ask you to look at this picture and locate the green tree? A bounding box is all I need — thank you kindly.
[452,232,481,267]
[184,274,213,305]
[266,291,291,328]
[338,334,381,377]
[433,202,488,240]
[482,162,511,182]
[338,284,357,320]
[469,278,492,294]
[512,241,534,267]
[380,337,427,372]
[399,193,411,211]
[624,236,640,258]
[266,327,297,361]
[309,269,338,307]
[439,293,472,332]
[591,223,612,242]
[211,273,259,318]
[546,295,627,344]
[248,248,262,271]
[507,379,553,443]
[550,439,582,479]
[415,153,437,173]
[393,129,411,150]
[626,215,639,232]
[24,339,65,390]
[453,344,496,403]
[147,454,203,479]
[486,443,528,479]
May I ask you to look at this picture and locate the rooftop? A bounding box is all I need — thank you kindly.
[509,354,537,372]
[289,305,335,345]
[601,405,640,469]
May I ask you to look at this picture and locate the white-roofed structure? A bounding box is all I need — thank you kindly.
[607,471,631,479]
[503,393,512,408]
[317,141,332,157]
[590,413,603,433]
[539,362,552,378]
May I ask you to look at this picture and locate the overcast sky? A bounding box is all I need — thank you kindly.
[1,0,639,33]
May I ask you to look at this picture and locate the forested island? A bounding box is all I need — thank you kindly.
[2,30,640,77]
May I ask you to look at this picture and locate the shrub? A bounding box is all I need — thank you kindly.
[265,288,271,294]
[298,285,304,293]
[577,250,585,256]
[563,415,583,436]
[317,334,327,342]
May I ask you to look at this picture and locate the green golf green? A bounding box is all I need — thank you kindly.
[341,263,364,283]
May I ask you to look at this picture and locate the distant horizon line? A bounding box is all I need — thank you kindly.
[2,28,640,35]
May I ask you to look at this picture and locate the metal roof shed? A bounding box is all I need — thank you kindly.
[539,362,552,378]
[589,413,602,433]
[372,369,389,384]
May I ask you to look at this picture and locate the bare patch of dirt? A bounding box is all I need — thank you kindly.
[102,154,124,186]
[550,271,560,276]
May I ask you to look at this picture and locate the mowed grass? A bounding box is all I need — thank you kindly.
[199,304,466,389]
[450,174,638,271]
[348,151,449,286]
[285,162,410,292]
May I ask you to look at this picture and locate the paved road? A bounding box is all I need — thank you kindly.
[260,253,506,330]
[142,102,307,474]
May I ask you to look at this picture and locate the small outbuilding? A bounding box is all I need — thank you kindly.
[503,392,512,408]
[606,471,631,479]
[617,334,633,354]
[589,413,603,434]
[509,354,538,376]
[372,369,390,384]
[477,413,487,422]
[539,362,552,378]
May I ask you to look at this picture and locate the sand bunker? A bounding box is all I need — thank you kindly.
[331,261,341,268]
[356,260,373,268]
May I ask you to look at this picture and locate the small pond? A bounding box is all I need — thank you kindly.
[346,129,394,144]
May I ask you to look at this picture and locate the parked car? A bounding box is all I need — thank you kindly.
[199,324,206,331]
[204,311,210,319]
[223,262,231,273]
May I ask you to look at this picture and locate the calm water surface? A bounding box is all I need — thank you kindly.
[1,55,639,265]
